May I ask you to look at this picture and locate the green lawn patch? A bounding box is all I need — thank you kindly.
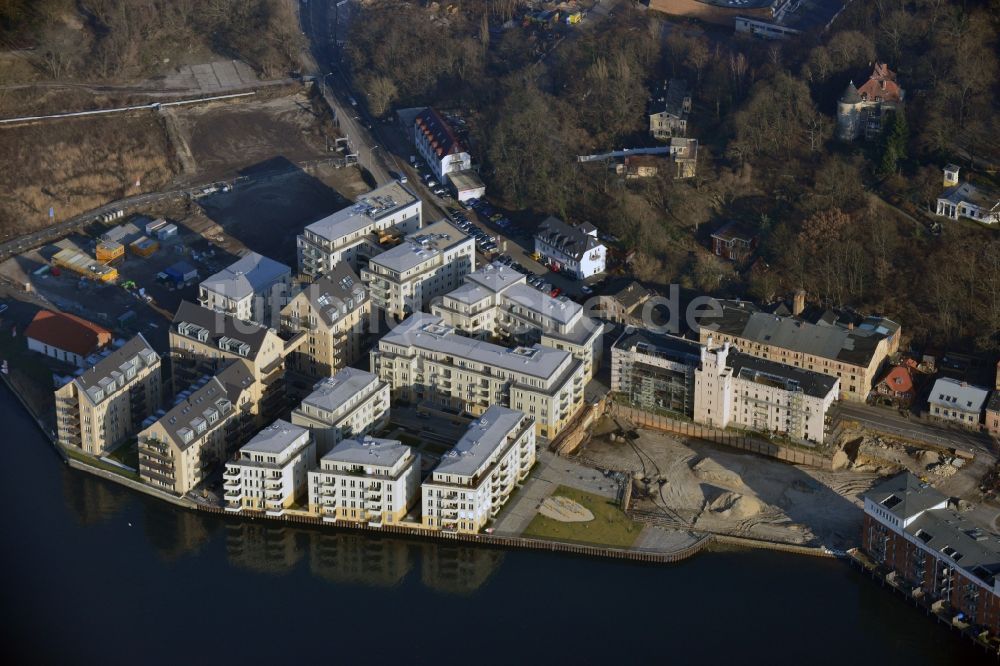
[64,446,141,481]
[521,485,641,549]
[107,441,139,469]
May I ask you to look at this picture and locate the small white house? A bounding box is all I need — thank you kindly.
[534,217,606,279]
[936,166,1000,225]
[927,377,988,428]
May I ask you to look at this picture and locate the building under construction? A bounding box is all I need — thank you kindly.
[610,328,702,417]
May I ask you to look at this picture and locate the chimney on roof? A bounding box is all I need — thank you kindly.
[792,289,806,317]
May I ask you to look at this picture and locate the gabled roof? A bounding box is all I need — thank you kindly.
[534,216,604,261]
[711,222,757,243]
[703,305,893,367]
[73,334,159,404]
[928,377,989,413]
[171,301,272,360]
[296,263,367,327]
[608,281,652,310]
[650,78,690,119]
[25,310,112,357]
[154,360,255,451]
[865,473,948,522]
[856,62,903,104]
[415,108,467,159]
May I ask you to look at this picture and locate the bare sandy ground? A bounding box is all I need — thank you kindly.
[578,429,882,550]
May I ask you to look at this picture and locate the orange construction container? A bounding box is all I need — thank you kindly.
[129,236,159,257]
[96,240,125,264]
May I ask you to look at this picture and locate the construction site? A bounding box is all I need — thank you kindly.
[571,411,997,552]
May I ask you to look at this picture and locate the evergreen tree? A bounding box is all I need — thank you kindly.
[878,110,909,176]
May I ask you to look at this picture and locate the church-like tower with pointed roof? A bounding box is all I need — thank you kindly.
[836,62,905,141]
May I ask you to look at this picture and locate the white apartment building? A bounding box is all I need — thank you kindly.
[694,340,839,445]
[223,419,315,516]
[422,406,535,533]
[371,312,585,440]
[297,182,422,277]
[307,436,421,525]
[361,219,475,320]
[290,368,390,456]
[534,216,606,279]
[198,252,291,326]
[414,108,472,181]
[432,262,603,380]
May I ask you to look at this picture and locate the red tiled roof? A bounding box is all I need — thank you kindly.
[24,310,113,357]
[856,62,903,104]
[878,364,915,394]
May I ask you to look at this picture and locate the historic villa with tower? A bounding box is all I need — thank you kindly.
[837,63,904,141]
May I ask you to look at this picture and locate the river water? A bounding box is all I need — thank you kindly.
[0,385,987,665]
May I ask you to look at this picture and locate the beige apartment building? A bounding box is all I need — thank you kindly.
[422,406,535,533]
[297,181,422,276]
[290,368,390,456]
[432,262,603,381]
[170,301,304,421]
[223,420,315,516]
[55,334,161,455]
[281,263,371,383]
[371,313,585,440]
[698,302,899,401]
[307,436,421,525]
[362,219,475,320]
[138,360,259,495]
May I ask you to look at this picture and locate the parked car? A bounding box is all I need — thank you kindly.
[0,303,7,315]
[550,287,561,298]
[580,285,593,295]
[398,175,408,184]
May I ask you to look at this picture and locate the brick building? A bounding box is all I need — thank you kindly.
[862,474,1000,633]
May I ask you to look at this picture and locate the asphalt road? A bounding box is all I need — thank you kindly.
[832,401,993,455]
[302,0,392,184]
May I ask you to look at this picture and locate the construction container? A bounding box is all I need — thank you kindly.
[129,236,159,257]
[160,261,198,285]
[95,240,125,264]
[145,218,167,235]
[156,223,178,240]
[52,248,118,282]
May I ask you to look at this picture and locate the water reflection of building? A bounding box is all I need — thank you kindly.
[309,531,412,588]
[420,542,504,596]
[144,506,212,561]
[63,473,128,526]
[226,523,303,574]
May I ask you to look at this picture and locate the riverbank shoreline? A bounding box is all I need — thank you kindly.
[0,372,839,564]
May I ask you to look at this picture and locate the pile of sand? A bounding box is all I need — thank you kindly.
[691,457,744,490]
[539,496,594,523]
[706,491,763,520]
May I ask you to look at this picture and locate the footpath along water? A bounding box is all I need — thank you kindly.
[0,384,987,665]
